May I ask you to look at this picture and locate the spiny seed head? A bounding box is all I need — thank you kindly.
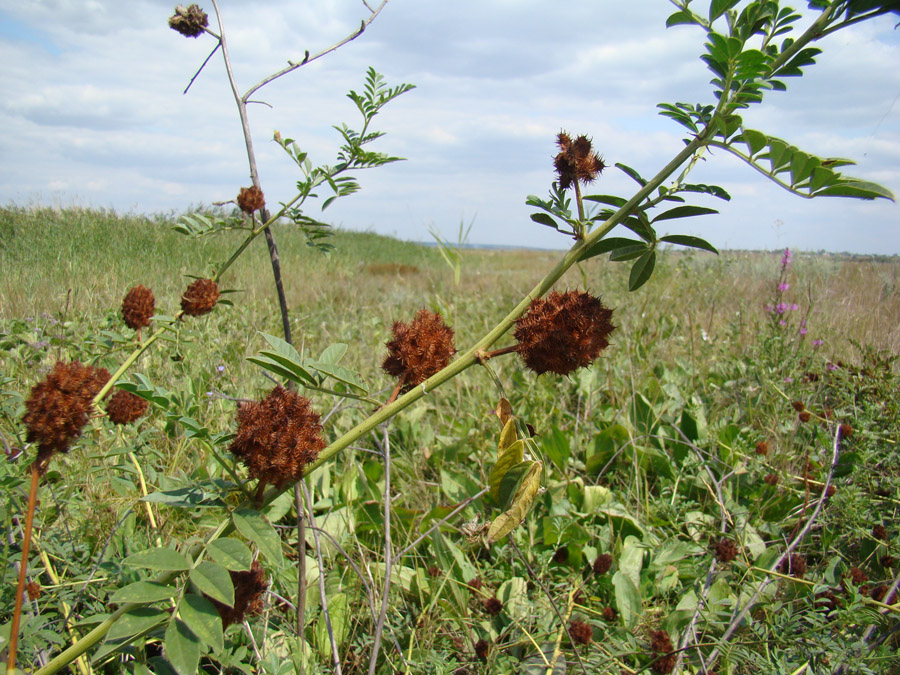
[649,630,676,674]
[474,639,490,662]
[848,567,868,586]
[483,597,503,616]
[554,132,606,190]
[792,400,805,412]
[121,285,155,330]
[799,410,812,423]
[168,4,208,38]
[593,553,613,575]
[467,577,484,592]
[602,606,617,621]
[106,390,149,425]
[237,186,266,214]
[228,386,326,489]
[713,538,739,564]
[515,290,615,376]
[211,560,267,628]
[873,524,888,541]
[23,361,110,473]
[382,309,455,392]
[569,619,593,646]
[181,278,219,316]
[26,581,42,601]
[839,423,854,438]
[881,555,894,568]
[553,546,569,563]
[755,440,769,455]
[779,553,807,578]
[763,473,779,486]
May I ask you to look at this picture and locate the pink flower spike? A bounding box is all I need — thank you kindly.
[813,339,824,347]
[779,320,787,326]
[799,326,808,335]
[784,377,793,383]
[778,282,789,292]
[790,303,798,311]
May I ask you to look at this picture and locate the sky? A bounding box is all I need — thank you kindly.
[1,1,898,254]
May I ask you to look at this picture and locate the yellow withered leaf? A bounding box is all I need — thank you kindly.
[494,398,514,426]
[490,439,525,502]
[497,417,518,453]
[487,460,542,543]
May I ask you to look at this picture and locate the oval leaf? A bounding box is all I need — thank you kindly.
[658,235,719,254]
[111,581,179,605]
[651,205,719,223]
[490,440,525,502]
[487,461,542,543]
[165,618,201,675]
[179,594,224,653]
[612,570,642,629]
[124,547,190,572]
[628,250,657,291]
[205,538,252,572]
[233,508,284,567]
[107,607,168,641]
[189,561,235,608]
[579,237,644,262]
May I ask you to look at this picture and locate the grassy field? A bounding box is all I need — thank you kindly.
[1,206,899,674]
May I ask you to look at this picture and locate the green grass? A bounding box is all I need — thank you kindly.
[1,207,899,674]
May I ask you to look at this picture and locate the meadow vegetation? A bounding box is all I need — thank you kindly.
[3,1,900,673]
[2,206,899,673]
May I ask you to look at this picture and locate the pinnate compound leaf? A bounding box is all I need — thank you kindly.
[487,461,542,543]
[628,250,657,291]
[112,581,179,605]
[179,594,224,653]
[165,618,201,675]
[205,538,252,572]
[123,547,191,572]
[659,235,719,254]
[233,508,285,567]
[189,561,234,608]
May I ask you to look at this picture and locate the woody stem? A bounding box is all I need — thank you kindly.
[7,464,40,675]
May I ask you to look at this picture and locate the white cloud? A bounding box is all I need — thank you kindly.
[0,1,897,254]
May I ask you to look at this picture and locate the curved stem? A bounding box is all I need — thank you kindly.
[7,465,40,675]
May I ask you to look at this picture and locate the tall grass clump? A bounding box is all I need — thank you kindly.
[2,2,899,674]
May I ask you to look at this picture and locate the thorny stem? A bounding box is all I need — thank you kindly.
[7,465,40,675]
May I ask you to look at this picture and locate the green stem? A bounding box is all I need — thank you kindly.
[38,117,709,675]
[706,140,813,198]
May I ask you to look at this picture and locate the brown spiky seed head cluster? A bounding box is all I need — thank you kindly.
[168,4,208,37]
[474,639,490,662]
[121,285,155,330]
[382,309,456,391]
[779,553,807,578]
[755,440,769,455]
[569,620,593,646]
[106,390,149,425]
[649,629,676,674]
[483,597,503,616]
[23,361,110,471]
[514,290,615,376]
[237,186,266,214]
[713,538,739,564]
[554,132,606,190]
[593,553,613,575]
[873,524,888,541]
[211,560,268,628]
[602,606,617,622]
[228,386,326,489]
[181,278,219,316]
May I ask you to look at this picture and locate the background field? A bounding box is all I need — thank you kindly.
[1,206,899,673]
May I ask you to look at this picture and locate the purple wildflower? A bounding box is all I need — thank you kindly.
[813,339,824,347]
[789,303,798,311]
[799,321,808,336]
[778,282,790,292]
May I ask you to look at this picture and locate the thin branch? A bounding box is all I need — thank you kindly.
[705,424,845,669]
[368,426,392,675]
[183,40,221,94]
[302,481,343,675]
[509,539,590,675]
[294,483,306,672]
[243,1,390,100]
[391,488,488,565]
